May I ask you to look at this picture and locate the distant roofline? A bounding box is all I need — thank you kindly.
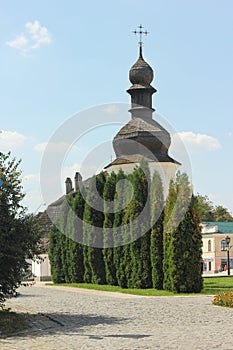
[201,221,233,235]
[202,221,233,225]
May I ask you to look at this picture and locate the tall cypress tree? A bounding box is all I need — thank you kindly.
[83,172,106,284]
[175,195,203,293]
[59,200,71,283]
[112,169,127,287]
[163,172,202,293]
[150,170,164,289]
[66,188,85,283]
[83,193,92,283]
[117,172,133,288]
[103,172,117,285]
[163,179,177,291]
[49,225,65,283]
[63,196,75,283]
[48,199,70,283]
[128,162,152,289]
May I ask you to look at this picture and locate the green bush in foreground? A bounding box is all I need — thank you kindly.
[0,152,42,308]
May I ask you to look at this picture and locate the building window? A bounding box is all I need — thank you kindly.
[208,240,211,252]
[221,239,227,251]
[221,259,227,271]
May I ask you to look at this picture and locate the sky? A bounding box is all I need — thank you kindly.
[0,0,233,214]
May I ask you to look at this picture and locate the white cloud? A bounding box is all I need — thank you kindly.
[22,173,46,213]
[0,130,28,150]
[171,131,221,154]
[25,20,51,48]
[34,141,79,153]
[34,142,49,152]
[22,173,40,183]
[6,34,28,51]
[7,20,51,53]
[102,104,119,114]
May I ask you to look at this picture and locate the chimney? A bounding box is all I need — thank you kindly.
[74,172,82,192]
[65,177,73,194]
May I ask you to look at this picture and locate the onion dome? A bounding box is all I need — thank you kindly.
[104,35,180,171]
[129,48,154,85]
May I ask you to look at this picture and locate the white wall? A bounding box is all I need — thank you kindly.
[106,161,179,197]
[31,253,51,281]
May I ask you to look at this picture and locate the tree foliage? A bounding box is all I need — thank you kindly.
[103,172,117,285]
[68,188,85,283]
[112,169,127,287]
[48,163,205,294]
[83,172,106,284]
[0,152,42,307]
[116,172,133,288]
[128,163,152,288]
[163,174,203,293]
[150,170,164,289]
[49,226,64,283]
[196,194,233,222]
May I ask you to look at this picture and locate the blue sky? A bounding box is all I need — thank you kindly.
[0,0,233,214]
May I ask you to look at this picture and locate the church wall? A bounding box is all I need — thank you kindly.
[106,161,179,198]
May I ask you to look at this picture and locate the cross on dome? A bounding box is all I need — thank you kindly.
[133,24,149,57]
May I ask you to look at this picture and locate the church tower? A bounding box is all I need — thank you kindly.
[105,25,180,187]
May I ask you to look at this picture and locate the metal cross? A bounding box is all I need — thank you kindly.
[133,24,149,46]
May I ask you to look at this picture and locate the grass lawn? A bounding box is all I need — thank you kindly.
[203,277,233,295]
[47,276,233,296]
[0,310,29,338]
[47,282,177,296]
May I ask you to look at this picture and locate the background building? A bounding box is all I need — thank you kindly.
[202,222,233,274]
[30,254,51,282]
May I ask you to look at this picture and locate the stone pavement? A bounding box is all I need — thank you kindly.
[1,283,233,350]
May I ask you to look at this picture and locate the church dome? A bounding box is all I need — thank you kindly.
[104,27,180,172]
[129,54,154,85]
[113,117,172,162]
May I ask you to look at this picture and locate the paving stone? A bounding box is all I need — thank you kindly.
[1,283,233,349]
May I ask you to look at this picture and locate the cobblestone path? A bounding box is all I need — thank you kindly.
[1,283,233,349]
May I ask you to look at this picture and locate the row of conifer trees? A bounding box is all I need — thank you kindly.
[49,161,203,293]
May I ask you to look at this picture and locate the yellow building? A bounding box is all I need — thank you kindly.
[202,222,233,274]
